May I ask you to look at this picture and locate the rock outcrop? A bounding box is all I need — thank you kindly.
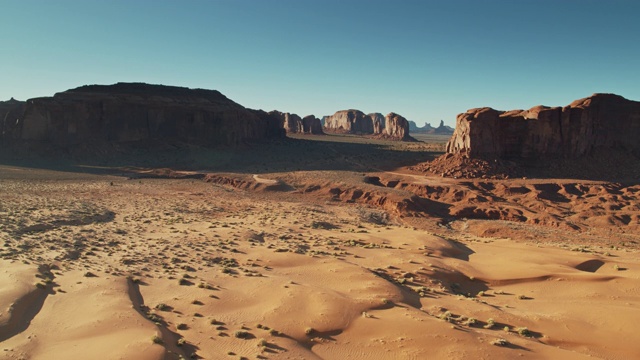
[268,111,323,134]
[446,93,640,159]
[302,115,324,134]
[368,113,385,134]
[270,111,303,133]
[432,120,455,135]
[408,120,434,134]
[384,112,410,140]
[5,83,285,147]
[323,109,412,140]
[409,119,453,135]
[0,98,26,141]
[323,110,374,134]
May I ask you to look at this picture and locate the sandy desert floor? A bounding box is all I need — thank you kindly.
[1,134,639,360]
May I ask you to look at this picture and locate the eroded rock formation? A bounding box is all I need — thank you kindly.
[5,83,285,147]
[0,98,26,141]
[384,112,410,140]
[323,110,374,134]
[302,115,324,134]
[269,111,323,134]
[446,94,640,158]
[368,113,385,134]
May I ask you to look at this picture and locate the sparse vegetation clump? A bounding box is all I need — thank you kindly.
[484,318,496,329]
[464,317,477,326]
[235,330,250,339]
[491,338,509,346]
[151,335,163,344]
[155,303,169,311]
[439,311,453,322]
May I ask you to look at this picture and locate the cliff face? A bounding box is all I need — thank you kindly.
[323,110,374,134]
[446,94,640,158]
[368,113,385,134]
[301,115,324,134]
[384,112,410,140]
[10,83,285,147]
[0,98,26,141]
[268,111,323,134]
[280,113,304,133]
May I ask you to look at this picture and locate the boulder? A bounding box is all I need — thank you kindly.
[9,83,285,147]
[384,112,410,140]
[446,93,640,158]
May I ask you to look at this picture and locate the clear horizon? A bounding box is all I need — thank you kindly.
[1,0,638,127]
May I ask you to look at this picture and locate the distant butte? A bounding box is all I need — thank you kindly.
[323,109,413,141]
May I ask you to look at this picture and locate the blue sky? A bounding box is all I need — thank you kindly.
[1,1,638,127]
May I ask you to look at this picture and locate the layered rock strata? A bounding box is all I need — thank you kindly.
[446,94,640,158]
[5,83,285,147]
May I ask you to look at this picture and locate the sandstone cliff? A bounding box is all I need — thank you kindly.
[269,111,303,133]
[368,113,385,134]
[8,83,285,147]
[268,111,323,135]
[302,115,324,134]
[323,110,374,134]
[446,94,640,159]
[0,98,26,141]
[384,112,410,140]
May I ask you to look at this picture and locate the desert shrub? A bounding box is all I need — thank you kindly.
[151,335,163,344]
[235,330,250,339]
[490,338,508,346]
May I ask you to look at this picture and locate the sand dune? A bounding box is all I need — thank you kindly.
[1,157,639,359]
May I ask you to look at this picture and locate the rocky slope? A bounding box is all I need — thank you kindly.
[446,93,640,158]
[4,83,285,147]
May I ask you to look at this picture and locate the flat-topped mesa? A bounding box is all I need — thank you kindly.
[446,93,640,159]
[323,109,374,134]
[8,82,285,147]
